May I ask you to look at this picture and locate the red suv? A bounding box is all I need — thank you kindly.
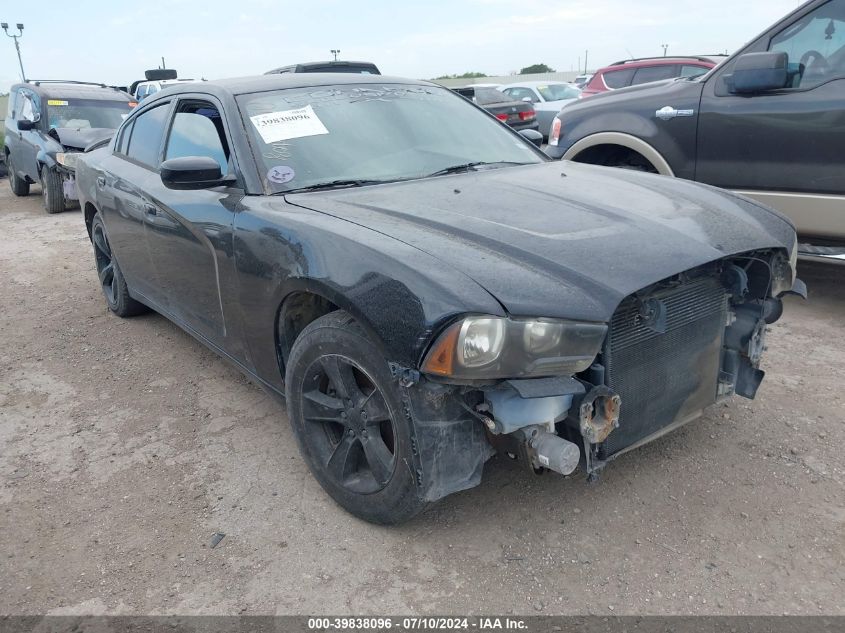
[581,56,726,97]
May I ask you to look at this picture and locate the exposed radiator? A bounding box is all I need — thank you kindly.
[599,276,728,459]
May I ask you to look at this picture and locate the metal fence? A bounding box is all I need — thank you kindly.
[432,71,584,87]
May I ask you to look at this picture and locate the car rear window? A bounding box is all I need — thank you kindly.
[602,68,635,89]
[473,88,507,105]
[126,104,169,168]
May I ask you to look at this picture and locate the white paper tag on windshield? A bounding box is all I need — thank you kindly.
[250,105,329,144]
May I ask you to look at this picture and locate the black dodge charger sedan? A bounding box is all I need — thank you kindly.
[76,74,805,524]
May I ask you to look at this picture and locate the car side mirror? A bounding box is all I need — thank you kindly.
[160,156,234,190]
[16,119,35,131]
[519,129,543,148]
[726,51,789,94]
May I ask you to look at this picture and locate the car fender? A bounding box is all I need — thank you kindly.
[562,131,675,177]
[232,203,507,390]
[36,149,57,172]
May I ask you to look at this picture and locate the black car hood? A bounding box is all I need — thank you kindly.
[286,162,795,322]
[49,127,115,151]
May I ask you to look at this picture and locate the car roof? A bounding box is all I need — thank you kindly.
[143,73,432,98]
[12,81,133,101]
[603,56,717,69]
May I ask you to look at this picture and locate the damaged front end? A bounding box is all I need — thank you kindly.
[404,248,805,500]
[48,128,115,205]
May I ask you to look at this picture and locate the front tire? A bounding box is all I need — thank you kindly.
[90,213,147,317]
[7,155,30,196]
[41,167,65,214]
[285,311,428,524]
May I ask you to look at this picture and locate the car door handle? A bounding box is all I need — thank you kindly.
[96,176,106,188]
[144,203,158,216]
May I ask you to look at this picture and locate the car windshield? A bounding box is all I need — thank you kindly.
[237,83,544,193]
[46,99,134,130]
[537,84,580,101]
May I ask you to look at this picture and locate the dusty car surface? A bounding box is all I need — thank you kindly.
[4,80,135,213]
[75,74,804,524]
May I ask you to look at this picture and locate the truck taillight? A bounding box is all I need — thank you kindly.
[549,118,562,146]
[519,110,535,121]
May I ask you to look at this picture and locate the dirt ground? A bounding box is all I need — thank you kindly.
[0,181,842,617]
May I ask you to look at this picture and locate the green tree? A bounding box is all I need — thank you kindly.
[519,63,555,74]
[433,71,488,80]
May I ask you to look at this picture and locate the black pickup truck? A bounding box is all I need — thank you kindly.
[546,0,845,263]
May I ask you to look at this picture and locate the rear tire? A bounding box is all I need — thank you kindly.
[41,167,65,214]
[285,311,428,524]
[90,212,148,317]
[7,155,30,196]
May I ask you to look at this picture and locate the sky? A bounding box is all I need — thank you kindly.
[0,0,807,90]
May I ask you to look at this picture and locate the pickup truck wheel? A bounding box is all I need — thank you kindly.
[90,213,148,317]
[7,155,30,196]
[41,167,65,214]
[286,311,427,524]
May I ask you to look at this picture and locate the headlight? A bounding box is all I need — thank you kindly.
[422,315,607,380]
[459,317,505,368]
[56,152,79,170]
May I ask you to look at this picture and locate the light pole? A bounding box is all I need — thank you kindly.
[2,22,26,81]
[661,43,669,57]
[330,49,340,62]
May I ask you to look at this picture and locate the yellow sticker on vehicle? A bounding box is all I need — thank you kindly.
[47,100,68,106]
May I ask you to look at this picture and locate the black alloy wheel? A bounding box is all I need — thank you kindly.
[92,220,117,306]
[285,310,427,524]
[89,213,147,317]
[301,354,397,494]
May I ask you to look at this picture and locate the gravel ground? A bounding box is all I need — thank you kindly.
[0,182,843,616]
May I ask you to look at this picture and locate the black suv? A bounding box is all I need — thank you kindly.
[265,61,381,75]
[546,0,845,261]
[4,80,135,213]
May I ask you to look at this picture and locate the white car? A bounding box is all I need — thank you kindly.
[134,78,202,101]
[501,81,581,139]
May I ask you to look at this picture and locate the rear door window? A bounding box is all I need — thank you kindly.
[602,68,636,89]
[116,120,134,154]
[125,104,170,168]
[632,65,679,85]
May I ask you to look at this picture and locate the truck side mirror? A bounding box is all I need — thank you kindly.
[725,51,789,94]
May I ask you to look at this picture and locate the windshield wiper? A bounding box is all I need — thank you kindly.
[425,161,532,178]
[280,179,394,194]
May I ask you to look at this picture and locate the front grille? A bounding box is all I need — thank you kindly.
[599,275,728,458]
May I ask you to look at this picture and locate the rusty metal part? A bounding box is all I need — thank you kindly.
[578,386,621,444]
